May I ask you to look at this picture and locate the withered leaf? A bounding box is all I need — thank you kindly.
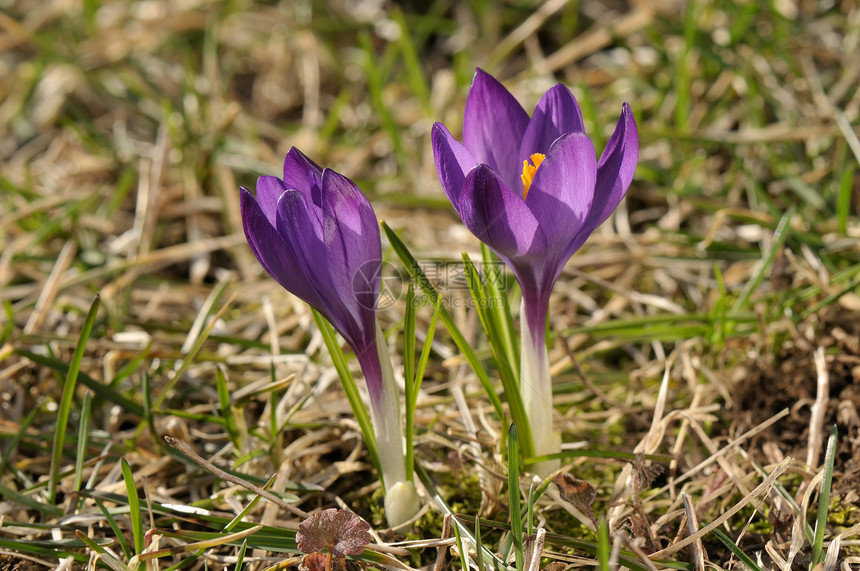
[554,473,596,508]
[632,454,664,492]
[299,552,330,571]
[296,509,372,557]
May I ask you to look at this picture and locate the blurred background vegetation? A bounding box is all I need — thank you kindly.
[1,0,859,568]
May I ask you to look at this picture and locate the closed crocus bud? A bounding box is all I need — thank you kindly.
[240,148,380,358]
[240,147,420,526]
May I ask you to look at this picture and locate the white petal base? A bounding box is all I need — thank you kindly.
[384,481,422,528]
[520,299,562,477]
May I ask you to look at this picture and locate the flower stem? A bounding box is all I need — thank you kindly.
[519,298,561,476]
[357,323,421,527]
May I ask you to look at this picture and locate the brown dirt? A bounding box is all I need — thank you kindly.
[732,306,860,498]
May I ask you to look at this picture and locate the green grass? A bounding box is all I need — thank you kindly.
[1,0,859,568]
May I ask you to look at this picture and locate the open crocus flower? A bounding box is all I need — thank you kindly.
[432,69,638,474]
[240,148,420,526]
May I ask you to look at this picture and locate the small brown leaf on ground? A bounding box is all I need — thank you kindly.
[632,454,664,492]
[554,473,596,509]
[296,508,373,557]
[299,552,330,571]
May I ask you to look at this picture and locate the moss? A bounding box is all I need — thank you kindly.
[828,496,859,528]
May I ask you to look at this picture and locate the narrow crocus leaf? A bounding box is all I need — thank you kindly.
[381,220,505,420]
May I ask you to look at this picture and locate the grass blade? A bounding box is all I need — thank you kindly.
[234,538,249,571]
[709,528,764,571]
[475,516,486,571]
[412,295,443,391]
[837,166,854,236]
[358,32,406,169]
[391,7,431,114]
[453,519,470,571]
[811,426,838,566]
[526,483,534,537]
[121,457,144,555]
[382,221,505,419]
[15,349,144,415]
[75,531,128,571]
[49,293,100,503]
[508,423,523,571]
[1,300,13,344]
[312,309,380,479]
[463,253,533,458]
[405,290,442,478]
[729,208,793,315]
[0,481,63,516]
[95,496,132,560]
[216,366,242,449]
[597,517,610,571]
[110,341,152,387]
[148,287,235,416]
[0,406,38,475]
[73,390,92,495]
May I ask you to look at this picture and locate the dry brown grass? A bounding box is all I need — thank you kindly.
[2,0,860,569]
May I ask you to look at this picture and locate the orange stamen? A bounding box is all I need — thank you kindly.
[520,153,546,198]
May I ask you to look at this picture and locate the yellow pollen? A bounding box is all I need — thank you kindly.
[520,153,546,198]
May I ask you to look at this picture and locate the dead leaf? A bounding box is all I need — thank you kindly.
[296,508,373,557]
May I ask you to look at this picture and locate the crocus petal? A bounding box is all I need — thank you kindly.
[275,182,379,350]
[282,147,324,203]
[463,69,529,189]
[525,132,596,256]
[567,103,639,256]
[275,189,359,343]
[459,164,545,260]
[273,190,328,281]
[520,84,585,160]
[319,169,382,322]
[239,187,323,308]
[431,122,477,207]
[320,169,379,247]
[255,176,287,226]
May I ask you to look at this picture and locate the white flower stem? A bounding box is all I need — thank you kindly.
[365,323,421,527]
[519,299,561,476]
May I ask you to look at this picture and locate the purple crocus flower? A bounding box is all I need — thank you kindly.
[240,147,380,363]
[240,147,420,525]
[432,69,638,472]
